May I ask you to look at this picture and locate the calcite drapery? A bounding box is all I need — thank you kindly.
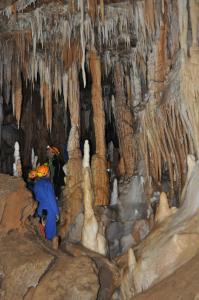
[89,49,109,206]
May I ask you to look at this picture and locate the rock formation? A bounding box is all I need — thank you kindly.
[82,140,107,255]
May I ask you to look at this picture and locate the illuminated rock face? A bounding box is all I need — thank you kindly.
[130,163,199,294]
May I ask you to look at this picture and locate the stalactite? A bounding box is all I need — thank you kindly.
[0,96,3,146]
[88,0,97,22]
[89,49,109,206]
[80,0,86,88]
[189,0,199,48]
[179,0,199,159]
[63,72,68,111]
[178,0,188,57]
[100,0,104,22]
[59,63,82,239]
[68,64,80,127]
[154,6,168,99]
[138,98,192,194]
[43,82,52,131]
[144,0,155,39]
[12,68,22,128]
[114,62,135,178]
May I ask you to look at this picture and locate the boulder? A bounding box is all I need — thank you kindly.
[0,232,54,300]
[28,255,99,300]
[0,174,35,234]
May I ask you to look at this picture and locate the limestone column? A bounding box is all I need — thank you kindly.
[114,63,135,178]
[89,49,109,206]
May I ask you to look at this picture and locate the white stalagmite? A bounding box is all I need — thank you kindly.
[110,178,118,206]
[83,139,90,168]
[82,140,107,255]
[13,141,22,177]
[31,148,38,169]
[155,192,170,224]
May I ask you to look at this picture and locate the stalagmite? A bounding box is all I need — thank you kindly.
[89,49,109,206]
[117,248,137,300]
[82,140,107,255]
[155,192,171,224]
[13,141,22,177]
[114,63,134,178]
[31,148,38,169]
[110,178,118,206]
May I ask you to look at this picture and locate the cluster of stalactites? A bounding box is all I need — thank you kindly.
[0,1,136,129]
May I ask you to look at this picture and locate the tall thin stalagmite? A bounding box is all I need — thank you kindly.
[89,49,109,206]
[82,140,107,255]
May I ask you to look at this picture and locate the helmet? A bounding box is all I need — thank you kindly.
[37,165,49,177]
[28,169,37,179]
[46,145,60,155]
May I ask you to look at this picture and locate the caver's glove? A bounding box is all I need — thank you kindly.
[56,215,59,222]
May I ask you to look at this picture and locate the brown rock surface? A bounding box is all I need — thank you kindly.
[0,232,54,300]
[0,174,35,233]
[28,254,99,300]
[65,242,121,300]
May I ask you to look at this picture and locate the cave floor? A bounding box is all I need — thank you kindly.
[132,252,199,300]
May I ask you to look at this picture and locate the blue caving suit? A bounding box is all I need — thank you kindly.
[33,177,59,240]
